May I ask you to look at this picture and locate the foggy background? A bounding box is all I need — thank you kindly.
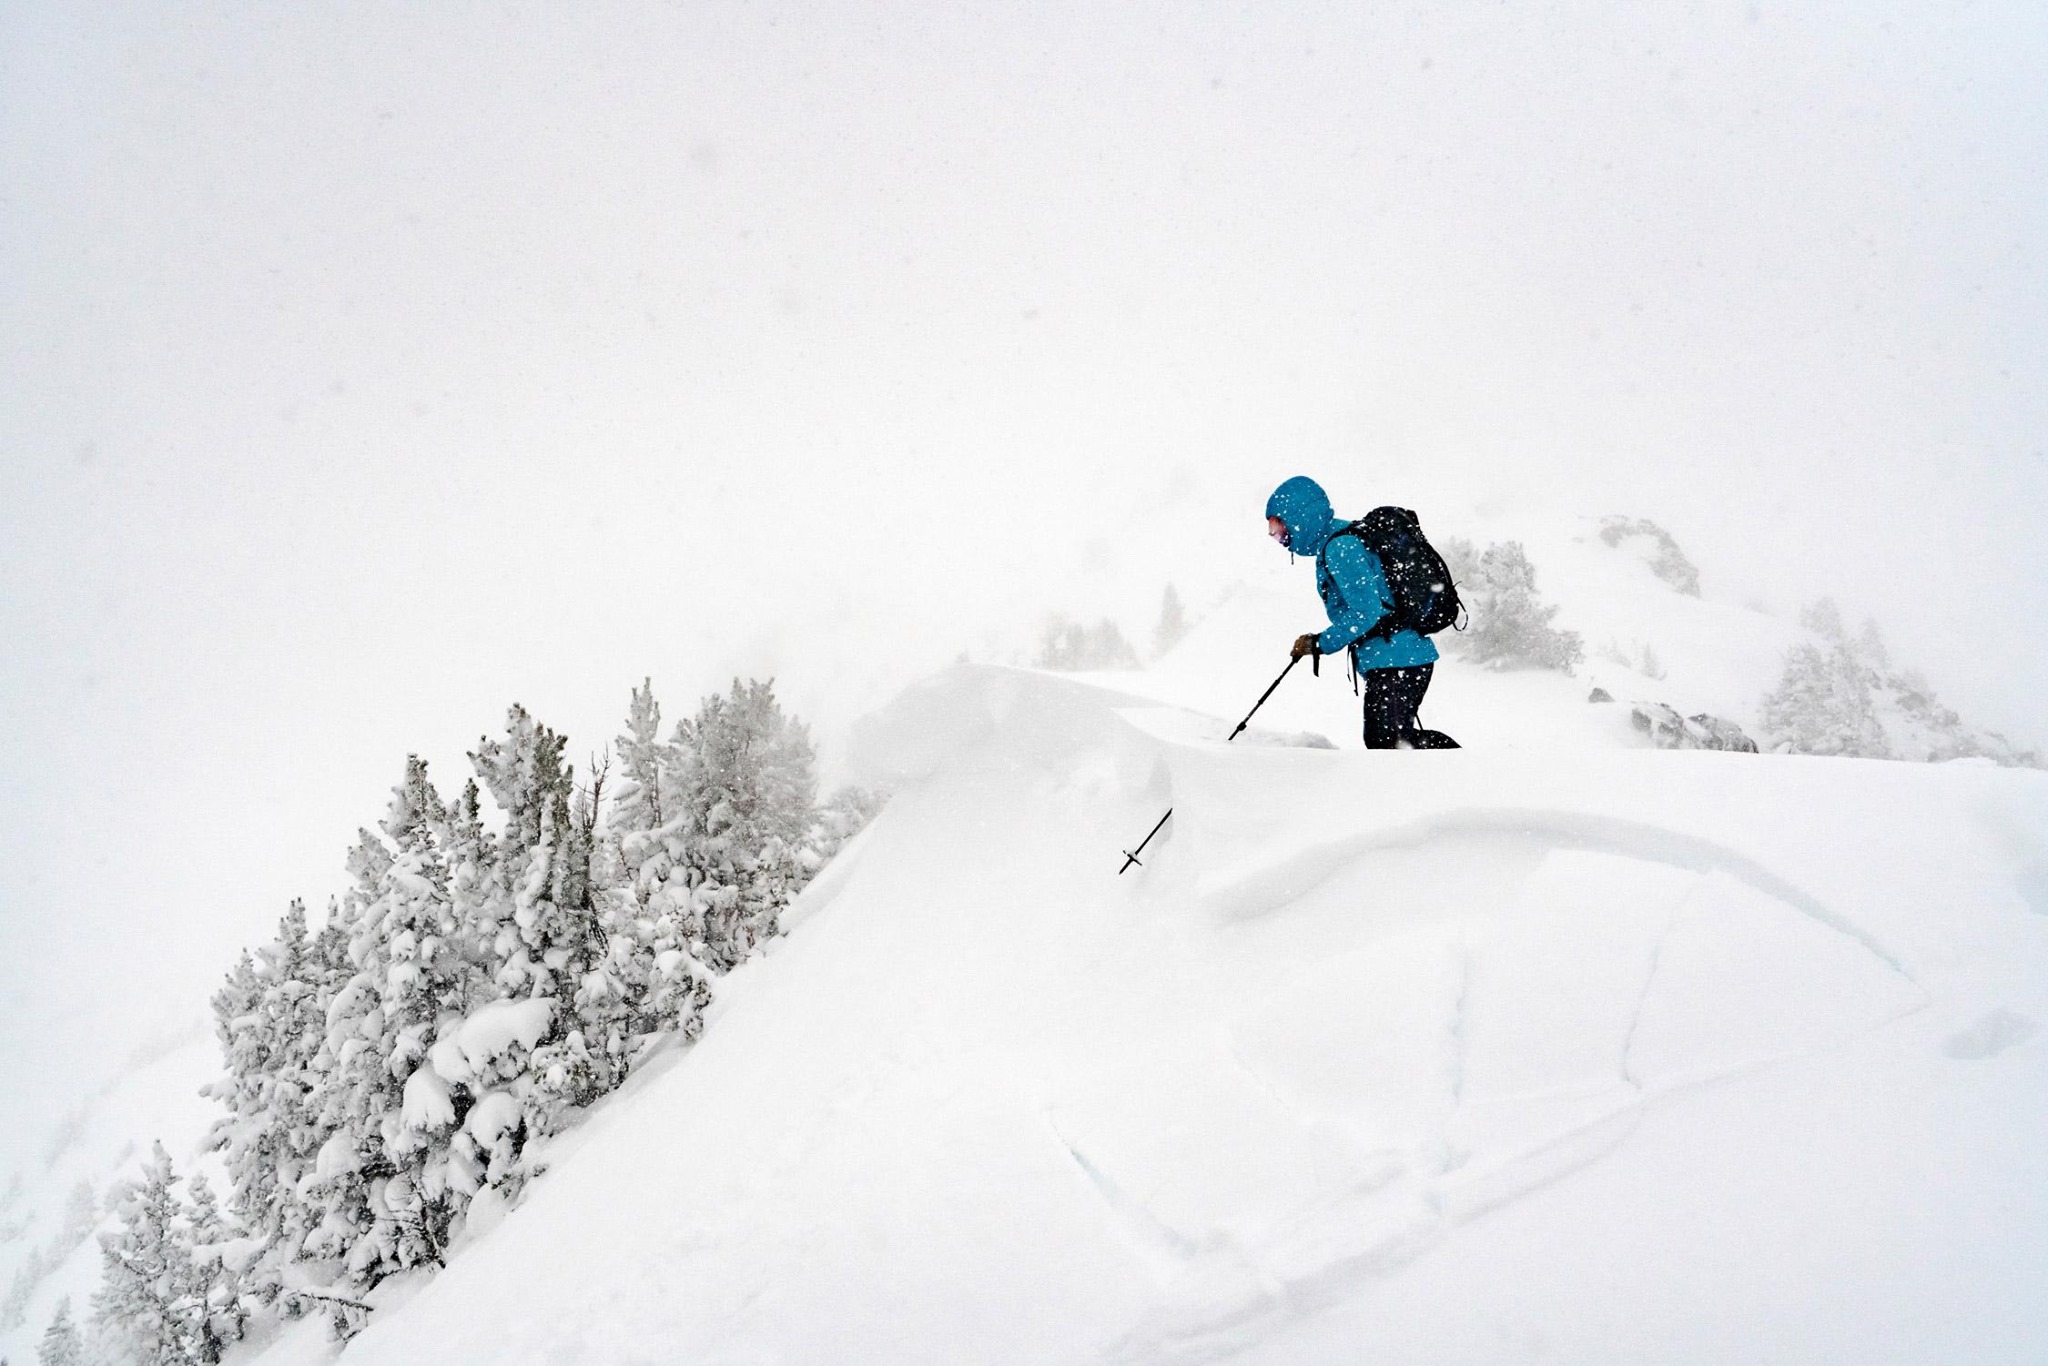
[3,0,2043,1165]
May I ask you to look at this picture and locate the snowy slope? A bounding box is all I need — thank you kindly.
[0,1027,218,1355]
[257,661,2048,1366]
[6,510,2040,1365]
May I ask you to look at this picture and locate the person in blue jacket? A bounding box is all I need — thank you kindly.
[1266,475,1459,750]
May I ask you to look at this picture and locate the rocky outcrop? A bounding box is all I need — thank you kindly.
[1630,701,1758,753]
[1599,517,1702,596]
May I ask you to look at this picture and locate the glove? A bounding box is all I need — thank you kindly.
[1290,633,1321,661]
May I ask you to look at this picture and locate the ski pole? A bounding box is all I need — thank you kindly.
[1117,808,1173,875]
[1120,652,1306,874]
[1226,653,1303,743]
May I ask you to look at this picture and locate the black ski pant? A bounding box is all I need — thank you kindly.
[1362,663,1460,750]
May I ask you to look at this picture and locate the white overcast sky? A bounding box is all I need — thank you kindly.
[2,1,2044,1151]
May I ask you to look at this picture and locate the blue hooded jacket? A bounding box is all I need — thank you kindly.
[1266,475,1438,672]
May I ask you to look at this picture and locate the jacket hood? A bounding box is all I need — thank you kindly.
[1265,476,1337,556]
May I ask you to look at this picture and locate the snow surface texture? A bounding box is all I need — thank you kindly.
[251,664,2047,1366]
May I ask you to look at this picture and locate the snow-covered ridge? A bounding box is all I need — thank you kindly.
[1052,505,2038,766]
[260,664,2046,1365]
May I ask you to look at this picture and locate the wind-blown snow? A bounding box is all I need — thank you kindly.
[291,663,2047,1366]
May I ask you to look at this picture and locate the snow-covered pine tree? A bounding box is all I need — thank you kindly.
[297,828,401,1289]
[1,1252,41,1332]
[469,706,621,1133]
[1447,540,1584,672]
[201,944,277,1258]
[806,785,885,870]
[613,680,666,839]
[36,1298,82,1366]
[470,706,575,1004]
[554,754,643,1099]
[1037,616,1140,671]
[1759,641,1888,757]
[92,1141,208,1365]
[197,892,351,1321]
[441,778,495,1003]
[264,900,333,1266]
[58,1181,97,1255]
[365,758,474,1273]
[609,682,713,1047]
[236,900,329,1277]
[1800,597,1847,640]
[181,1173,245,1361]
[304,756,501,1289]
[200,947,263,1131]
[1773,605,2037,765]
[671,679,819,972]
[1,1171,24,1238]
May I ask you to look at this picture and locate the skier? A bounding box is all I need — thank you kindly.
[1265,475,1460,750]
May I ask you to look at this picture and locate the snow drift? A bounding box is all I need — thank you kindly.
[285,662,2048,1366]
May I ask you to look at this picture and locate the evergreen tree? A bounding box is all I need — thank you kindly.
[1151,584,1189,659]
[1449,540,1584,672]
[672,680,819,971]
[2,1252,41,1333]
[1760,641,1888,757]
[1036,616,1139,671]
[470,706,620,1131]
[302,758,490,1288]
[92,1142,206,1364]
[232,900,329,1271]
[1762,601,1885,758]
[298,829,401,1286]
[1799,596,1847,640]
[440,779,497,1018]
[58,1180,98,1254]
[370,758,470,1270]
[470,706,576,1001]
[807,786,885,870]
[201,945,276,1255]
[542,755,640,1108]
[609,682,714,1046]
[182,1173,245,1360]
[198,896,347,1310]
[37,1298,82,1366]
[612,681,667,849]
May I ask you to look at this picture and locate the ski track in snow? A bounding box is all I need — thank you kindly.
[1447,943,1473,1107]
[1200,805,1918,984]
[1094,819,1937,1366]
[1052,1118,1205,1274]
[1618,908,1673,1093]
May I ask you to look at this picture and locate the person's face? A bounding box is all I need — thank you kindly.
[1267,515,1291,549]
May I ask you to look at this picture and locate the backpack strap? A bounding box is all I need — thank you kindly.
[1321,522,1401,646]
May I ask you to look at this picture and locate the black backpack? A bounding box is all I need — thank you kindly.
[1325,506,1463,641]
